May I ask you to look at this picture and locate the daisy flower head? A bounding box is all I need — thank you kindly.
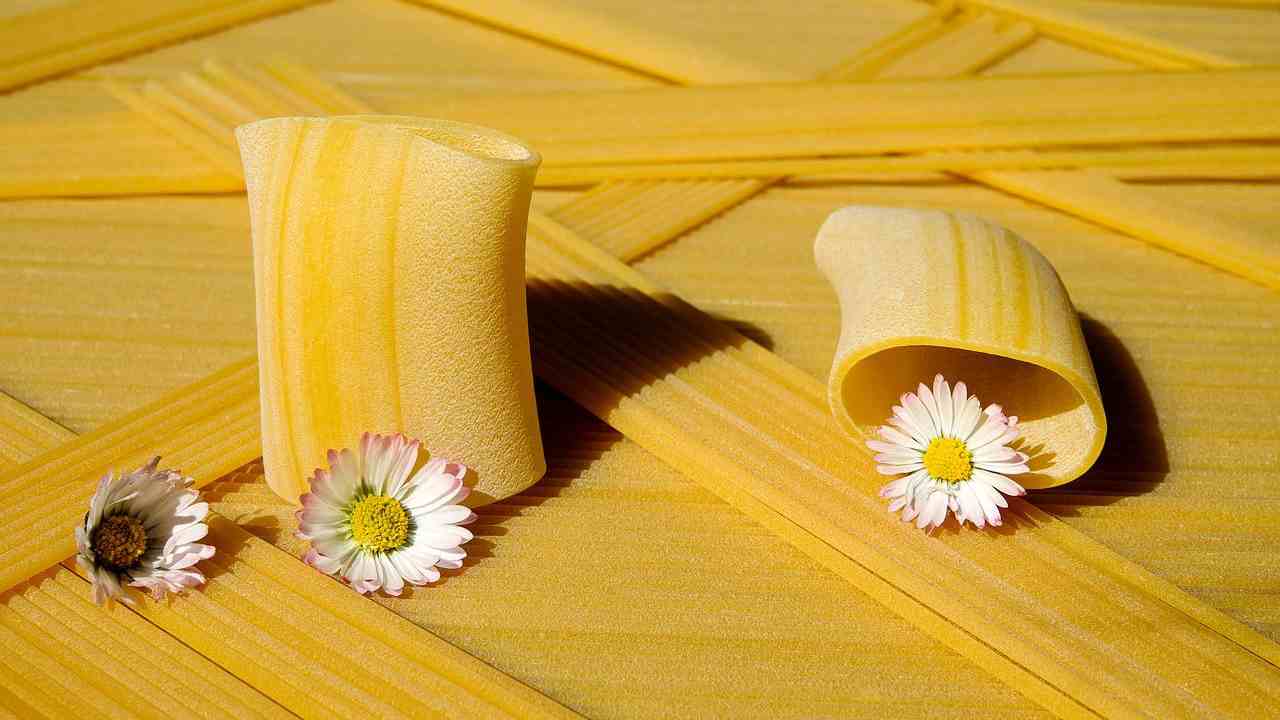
[868,374,1030,531]
[75,457,215,606]
[297,433,476,596]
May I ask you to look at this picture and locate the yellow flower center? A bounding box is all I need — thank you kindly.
[92,514,148,570]
[349,495,410,553]
[923,437,973,483]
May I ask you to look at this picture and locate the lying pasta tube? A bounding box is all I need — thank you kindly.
[814,206,1106,488]
[237,115,546,505]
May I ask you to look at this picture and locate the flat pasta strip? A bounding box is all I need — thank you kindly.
[536,145,1280,185]
[970,169,1280,290]
[379,68,1280,166]
[964,0,1242,68]
[406,0,932,84]
[547,178,772,261]
[876,10,1036,79]
[0,0,323,92]
[819,1,962,81]
[0,568,292,719]
[0,59,371,200]
[814,206,1106,488]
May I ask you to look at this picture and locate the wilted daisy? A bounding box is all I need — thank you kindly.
[75,458,215,605]
[868,374,1030,530]
[297,433,476,596]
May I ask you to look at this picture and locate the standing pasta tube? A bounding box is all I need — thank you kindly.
[238,115,546,505]
[815,206,1106,488]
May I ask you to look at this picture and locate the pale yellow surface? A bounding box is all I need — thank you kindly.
[964,0,1242,67]
[1035,0,1280,64]
[814,207,1106,488]
[973,169,1280,290]
[0,84,240,198]
[876,10,1035,78]
[378,69,1280,166]
[0,568,292,719]
[239,115,546,505]
[92,0,655,94]
[0,0,322,92]
[411,0,931,83]
[984,36,1140,74]
[547,178,771,261]
[535,145,1280,186]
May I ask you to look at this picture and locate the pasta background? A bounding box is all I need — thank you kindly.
[1,1,1279,718]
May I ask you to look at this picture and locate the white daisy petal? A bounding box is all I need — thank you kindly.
[877,425,924,451]
[974,459,1030,476]
[878,462,924,475]
[955,396,983,440]
[936,376,954,437]
[966,414,1009,450]
[403,474,466,513]
[902,393,937,440]
[867,439,911,455]
[916,383,942,436]
[421,506,474,526]
[971,481,1007,524]
[973,468,1026,497]
[918,491,947,530]
[384,437,421,497]
[957,483,984,529]
[952,381,968,424]
[972,445,1018,463]
[880,475,912,499]
[871,450,922,467]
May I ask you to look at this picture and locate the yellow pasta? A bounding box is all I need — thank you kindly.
[0,568,292,719]
[964,0,1242,68]
[547,178,772,261]
[819,2,961,81]
[970,169,1280,290]
[379,68,1280,166]
[875,11,1035,79]
[814,206,1106,488]
[237,116,546,504]
[535,145,1280,185]
[0,0,323,92]
[409,0,930,84]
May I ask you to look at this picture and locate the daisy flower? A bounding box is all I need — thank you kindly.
[868,374,1030,530]
[296,433,476,596]
[75,457,215,605]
